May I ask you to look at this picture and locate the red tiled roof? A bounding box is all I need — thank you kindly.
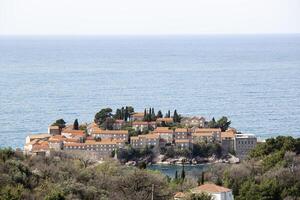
[191,183,231,193]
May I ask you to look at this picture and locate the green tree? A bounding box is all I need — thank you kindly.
[185,192,213,200]
[151,108,156,121]
[207,118,217,128]
[45,190,65,200]
[181,165,185,180]
[157,110,163,118]
[173,109,181,123]
[94,108,112,125]
[102,118,115,130]
[216,116,231,131]
[73,119,79,130]
[114,109,122,120]
[52,119,66,129]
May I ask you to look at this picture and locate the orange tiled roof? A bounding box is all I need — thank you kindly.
[92,129,128,135]
[62,129,85,135]
[175,128,188,133]
[132,112,144,117]
[221,131,235,138]
[32,141,49,151]
[153,128,173,134]
[64,138,79,143]
[49,135,66,142]
[156,118,173,123]
[191,183,231,193]
[174,192,186,198]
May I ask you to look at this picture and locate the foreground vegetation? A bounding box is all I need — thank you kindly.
[205,136,300,200]
[0,149,199,200]
[1,136,299,199]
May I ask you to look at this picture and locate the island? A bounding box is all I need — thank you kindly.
[0,107,299,199]
[24,107,257,166]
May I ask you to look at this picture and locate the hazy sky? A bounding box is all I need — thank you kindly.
[0,0,299,35]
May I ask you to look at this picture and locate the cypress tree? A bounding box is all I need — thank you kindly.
[73,119,79,130]
[124,107,129,122]
[181,165,185,180]
[144,109,147,120]
[157,110,163,118]
[151,108,156,121]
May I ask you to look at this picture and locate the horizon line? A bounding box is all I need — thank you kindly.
[1,33,300,37]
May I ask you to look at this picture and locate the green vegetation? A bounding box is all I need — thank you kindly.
[0,148,197,200]
[207,116,231,131]
[52,119,66,129]
[73,119,79,130]
[205,136,300,200]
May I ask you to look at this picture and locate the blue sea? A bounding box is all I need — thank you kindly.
[0,35,300,148]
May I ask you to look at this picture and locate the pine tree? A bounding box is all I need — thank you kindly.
[73,119,79,130]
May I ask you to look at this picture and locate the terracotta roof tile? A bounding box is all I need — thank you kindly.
[191,183,231,193]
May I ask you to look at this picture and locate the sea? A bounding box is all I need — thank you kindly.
[0,35,300,149]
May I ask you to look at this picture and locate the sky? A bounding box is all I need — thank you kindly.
[0,0,300,35]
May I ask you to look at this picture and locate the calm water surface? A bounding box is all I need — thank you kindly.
[0,35,300,148]
[148,164,209,179]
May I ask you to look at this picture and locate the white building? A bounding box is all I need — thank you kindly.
[190,183,234,200]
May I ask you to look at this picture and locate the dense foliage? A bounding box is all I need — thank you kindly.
[207,117,231,131]
[206,136,300,200]
[0,148,198,200]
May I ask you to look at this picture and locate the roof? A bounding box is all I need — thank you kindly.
[153,128,173,134]
[174,192,186,198]
[92,129,128,135]
[131,112,144,117]
[156,118,174,123]
[27,134,51,139]
[175,128,189,133]
[221,130,235,138]
[32,141,49,151]
[62,129,85,136]
[64,138,79,143]
[49,135,66,142]
[191,183,231,193]
[49,125,60,129]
